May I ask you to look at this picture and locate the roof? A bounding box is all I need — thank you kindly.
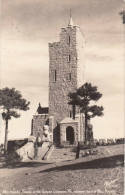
[37,103,49,114]
[60,117,78,124]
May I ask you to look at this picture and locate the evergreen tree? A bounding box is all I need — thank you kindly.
[68,83,104,142]
[0,87,30,153]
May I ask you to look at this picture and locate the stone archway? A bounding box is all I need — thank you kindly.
[66,126,74,144]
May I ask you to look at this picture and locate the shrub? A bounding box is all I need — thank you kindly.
[98,139,107,146]
[5,151,22,165]
[107,139,115,145]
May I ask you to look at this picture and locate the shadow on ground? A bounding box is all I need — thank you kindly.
[40,154,124,173]
[0,161,51,169]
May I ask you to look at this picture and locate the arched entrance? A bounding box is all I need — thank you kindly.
[66,126,74,144]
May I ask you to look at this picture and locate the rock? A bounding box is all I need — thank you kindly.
[16,142,35,161]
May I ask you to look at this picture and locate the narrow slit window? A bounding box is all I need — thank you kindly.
[68,54,71,62]
[68,36,70,45]
[69,73,71,81]
[54,70,57,82]
[52,70,57,82]
[67,73,71,81]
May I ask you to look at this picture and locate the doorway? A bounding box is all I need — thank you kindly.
[66,126,74,144]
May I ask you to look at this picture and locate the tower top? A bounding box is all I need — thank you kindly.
[68,9,74,26]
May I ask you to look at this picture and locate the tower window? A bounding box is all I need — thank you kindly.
[68,36,70,45]
[54,70,57,81]
[68,54,71,62]
[52,70,57,82]
[67,73,71,81]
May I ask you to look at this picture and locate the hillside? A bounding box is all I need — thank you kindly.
[0,144,124,195]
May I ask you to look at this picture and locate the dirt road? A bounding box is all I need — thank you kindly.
[0,144,124,195]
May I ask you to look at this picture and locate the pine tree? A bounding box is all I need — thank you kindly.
[0,87,30,153]
[68,82,104,142]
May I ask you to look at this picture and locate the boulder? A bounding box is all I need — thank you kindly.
[16,142,35,161]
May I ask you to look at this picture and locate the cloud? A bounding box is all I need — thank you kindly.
[92,94,124,138]
[87,74,124,97]
[0,0,124,142]
[2,0,123,41]
[86,53,113,62]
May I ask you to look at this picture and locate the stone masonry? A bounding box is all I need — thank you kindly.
[32,114,49,138]
[31,104,49,138]
[32,17,85,146]
[49,25,85,123]
[49,18,85,145]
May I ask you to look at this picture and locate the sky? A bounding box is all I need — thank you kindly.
[0,0,124,142]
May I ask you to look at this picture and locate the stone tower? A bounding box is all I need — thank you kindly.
[49,16,85,145]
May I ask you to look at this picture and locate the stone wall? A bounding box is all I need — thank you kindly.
[49,24,85,144]
[76,27,85,87]
[49,25,85,128]
[59,113,85,146]
[32,114,49,138]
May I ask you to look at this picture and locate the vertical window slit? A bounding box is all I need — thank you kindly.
[54,70,57,82]
[68,36,70,45]
[68,55,71,62]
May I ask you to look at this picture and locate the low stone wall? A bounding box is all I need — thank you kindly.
[7,139,28,153]
[16,142,35,161]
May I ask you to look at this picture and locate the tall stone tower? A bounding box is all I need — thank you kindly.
[49,16,85,145]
